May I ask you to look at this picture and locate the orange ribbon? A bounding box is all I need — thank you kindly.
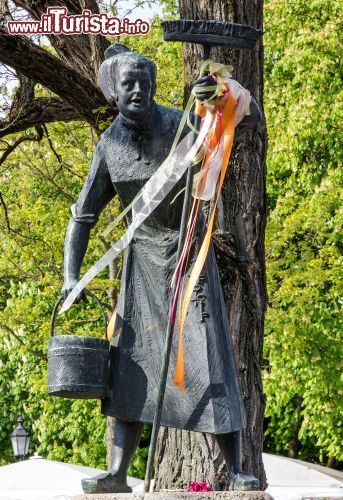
[174,93,237,391]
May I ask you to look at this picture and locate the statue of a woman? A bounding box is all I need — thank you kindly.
[62,44,262,493]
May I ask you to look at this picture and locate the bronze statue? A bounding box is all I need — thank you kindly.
[62,44,262,493]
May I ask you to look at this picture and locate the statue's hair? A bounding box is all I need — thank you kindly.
[98,44,157,108]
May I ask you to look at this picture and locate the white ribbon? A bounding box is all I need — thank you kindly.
[60,112,215,314]
[192,77,251,201]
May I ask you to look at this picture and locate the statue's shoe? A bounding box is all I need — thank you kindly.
[228,471,260,491]
[81,472,132,494]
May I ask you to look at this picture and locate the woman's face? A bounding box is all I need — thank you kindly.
[114,63,153,120]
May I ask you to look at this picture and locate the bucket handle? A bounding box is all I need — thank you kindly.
[50,290,108,340]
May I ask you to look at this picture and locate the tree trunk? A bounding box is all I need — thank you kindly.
[155,0,267,491]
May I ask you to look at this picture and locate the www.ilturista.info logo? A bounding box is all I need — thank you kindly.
[6,7,150,35]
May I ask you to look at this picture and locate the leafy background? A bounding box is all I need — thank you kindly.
[0,0,341,476]
[263,0,342,465]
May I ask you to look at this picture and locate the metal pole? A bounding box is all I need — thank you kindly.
[144,44,211,493]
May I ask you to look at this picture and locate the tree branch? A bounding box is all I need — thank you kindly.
[0,322,46,359]
[0,0,13,23]
[19,155,74,202]
[0,190,11,231]
[0,27,111,125]
[0,183,63,273]
[0,126,43,165]
[6,256,40,281]
[12,0,110,82]
[42,124,62,164]
[65,122,90,161]
[0,97,83,138]
[12,74,35,107]
[0,1,114,139]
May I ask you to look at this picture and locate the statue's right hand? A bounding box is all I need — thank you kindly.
[193,75,218,102]
[61,281,88,304]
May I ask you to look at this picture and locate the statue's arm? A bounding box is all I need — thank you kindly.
[62,141,116,299]
[62,220,91,299]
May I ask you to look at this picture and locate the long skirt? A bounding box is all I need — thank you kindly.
[101,222,246,434]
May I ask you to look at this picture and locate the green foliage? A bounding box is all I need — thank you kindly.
[264,0,342,209]
[0,120,120,466]
[158,0,179,17]
[263,0,343,463]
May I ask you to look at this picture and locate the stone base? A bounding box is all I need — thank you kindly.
[74,492,273,500]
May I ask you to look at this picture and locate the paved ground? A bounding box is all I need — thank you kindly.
[74,493,273,500]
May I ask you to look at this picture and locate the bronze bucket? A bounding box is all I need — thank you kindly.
[48,291,109,399]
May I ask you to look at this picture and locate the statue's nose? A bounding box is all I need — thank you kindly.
[132,81,143,94]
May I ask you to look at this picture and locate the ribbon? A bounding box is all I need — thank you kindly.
[101,60,233,239]
[60,61,232,314]
[192,76,251,201]
[174,92,237,391]
[59,110,215,314]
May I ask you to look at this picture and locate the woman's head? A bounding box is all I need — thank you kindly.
[99,44,157,120]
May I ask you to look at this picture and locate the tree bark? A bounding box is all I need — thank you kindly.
[0,97,82,138]
[155,0,267,491]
